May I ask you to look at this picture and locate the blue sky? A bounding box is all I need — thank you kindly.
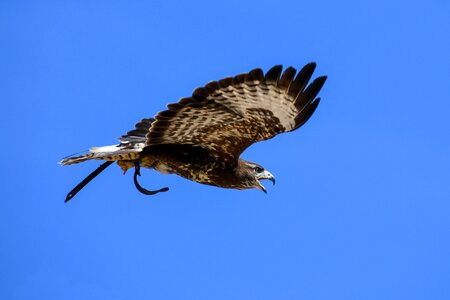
[1,0,450,299]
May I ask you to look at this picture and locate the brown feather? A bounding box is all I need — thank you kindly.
[265,65,283,83]
[145,64,327,164]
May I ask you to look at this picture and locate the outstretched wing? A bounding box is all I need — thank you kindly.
[146,63,327,162]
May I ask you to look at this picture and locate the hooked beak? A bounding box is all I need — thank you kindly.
[256,170,276,193]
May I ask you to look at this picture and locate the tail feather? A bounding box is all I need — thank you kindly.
[60,152,97,165]
[61,118,154,166]
[61,119,155,201]
[60,144,142,166]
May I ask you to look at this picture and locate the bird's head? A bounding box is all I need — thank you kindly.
[237,160,276,193]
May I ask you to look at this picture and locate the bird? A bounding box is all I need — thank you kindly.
[61,63,327,202]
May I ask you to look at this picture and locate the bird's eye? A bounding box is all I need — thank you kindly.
[254,166,264,173]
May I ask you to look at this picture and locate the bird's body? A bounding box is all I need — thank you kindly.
[61,63,327,201]
[140,145,254,189]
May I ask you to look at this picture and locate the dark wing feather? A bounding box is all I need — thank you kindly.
[146,64,326,162]
[119,118,155,143]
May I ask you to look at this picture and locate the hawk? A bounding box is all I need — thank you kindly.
[61,63,327,202]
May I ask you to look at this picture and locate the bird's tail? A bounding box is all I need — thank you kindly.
[60,152,96,165]
[60,144,142,166]
[61,118,154,166]
[61,144,143,202]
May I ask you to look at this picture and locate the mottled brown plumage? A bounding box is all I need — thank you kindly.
[61,63,327,201]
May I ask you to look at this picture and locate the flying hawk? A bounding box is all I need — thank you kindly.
[61,63,327,202]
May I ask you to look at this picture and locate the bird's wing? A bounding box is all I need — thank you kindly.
[146,64,327,162]
[119,118,155,143]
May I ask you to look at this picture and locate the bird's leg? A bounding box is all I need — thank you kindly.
[133,161,169,195]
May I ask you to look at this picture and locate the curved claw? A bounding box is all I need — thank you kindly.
[133,162,169,195]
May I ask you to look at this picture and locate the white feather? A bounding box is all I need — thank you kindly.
[90,144,122,153]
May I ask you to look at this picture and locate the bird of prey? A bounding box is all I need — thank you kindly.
[61,63,327,202]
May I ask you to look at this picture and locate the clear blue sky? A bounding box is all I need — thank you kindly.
[1,1,450,299]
